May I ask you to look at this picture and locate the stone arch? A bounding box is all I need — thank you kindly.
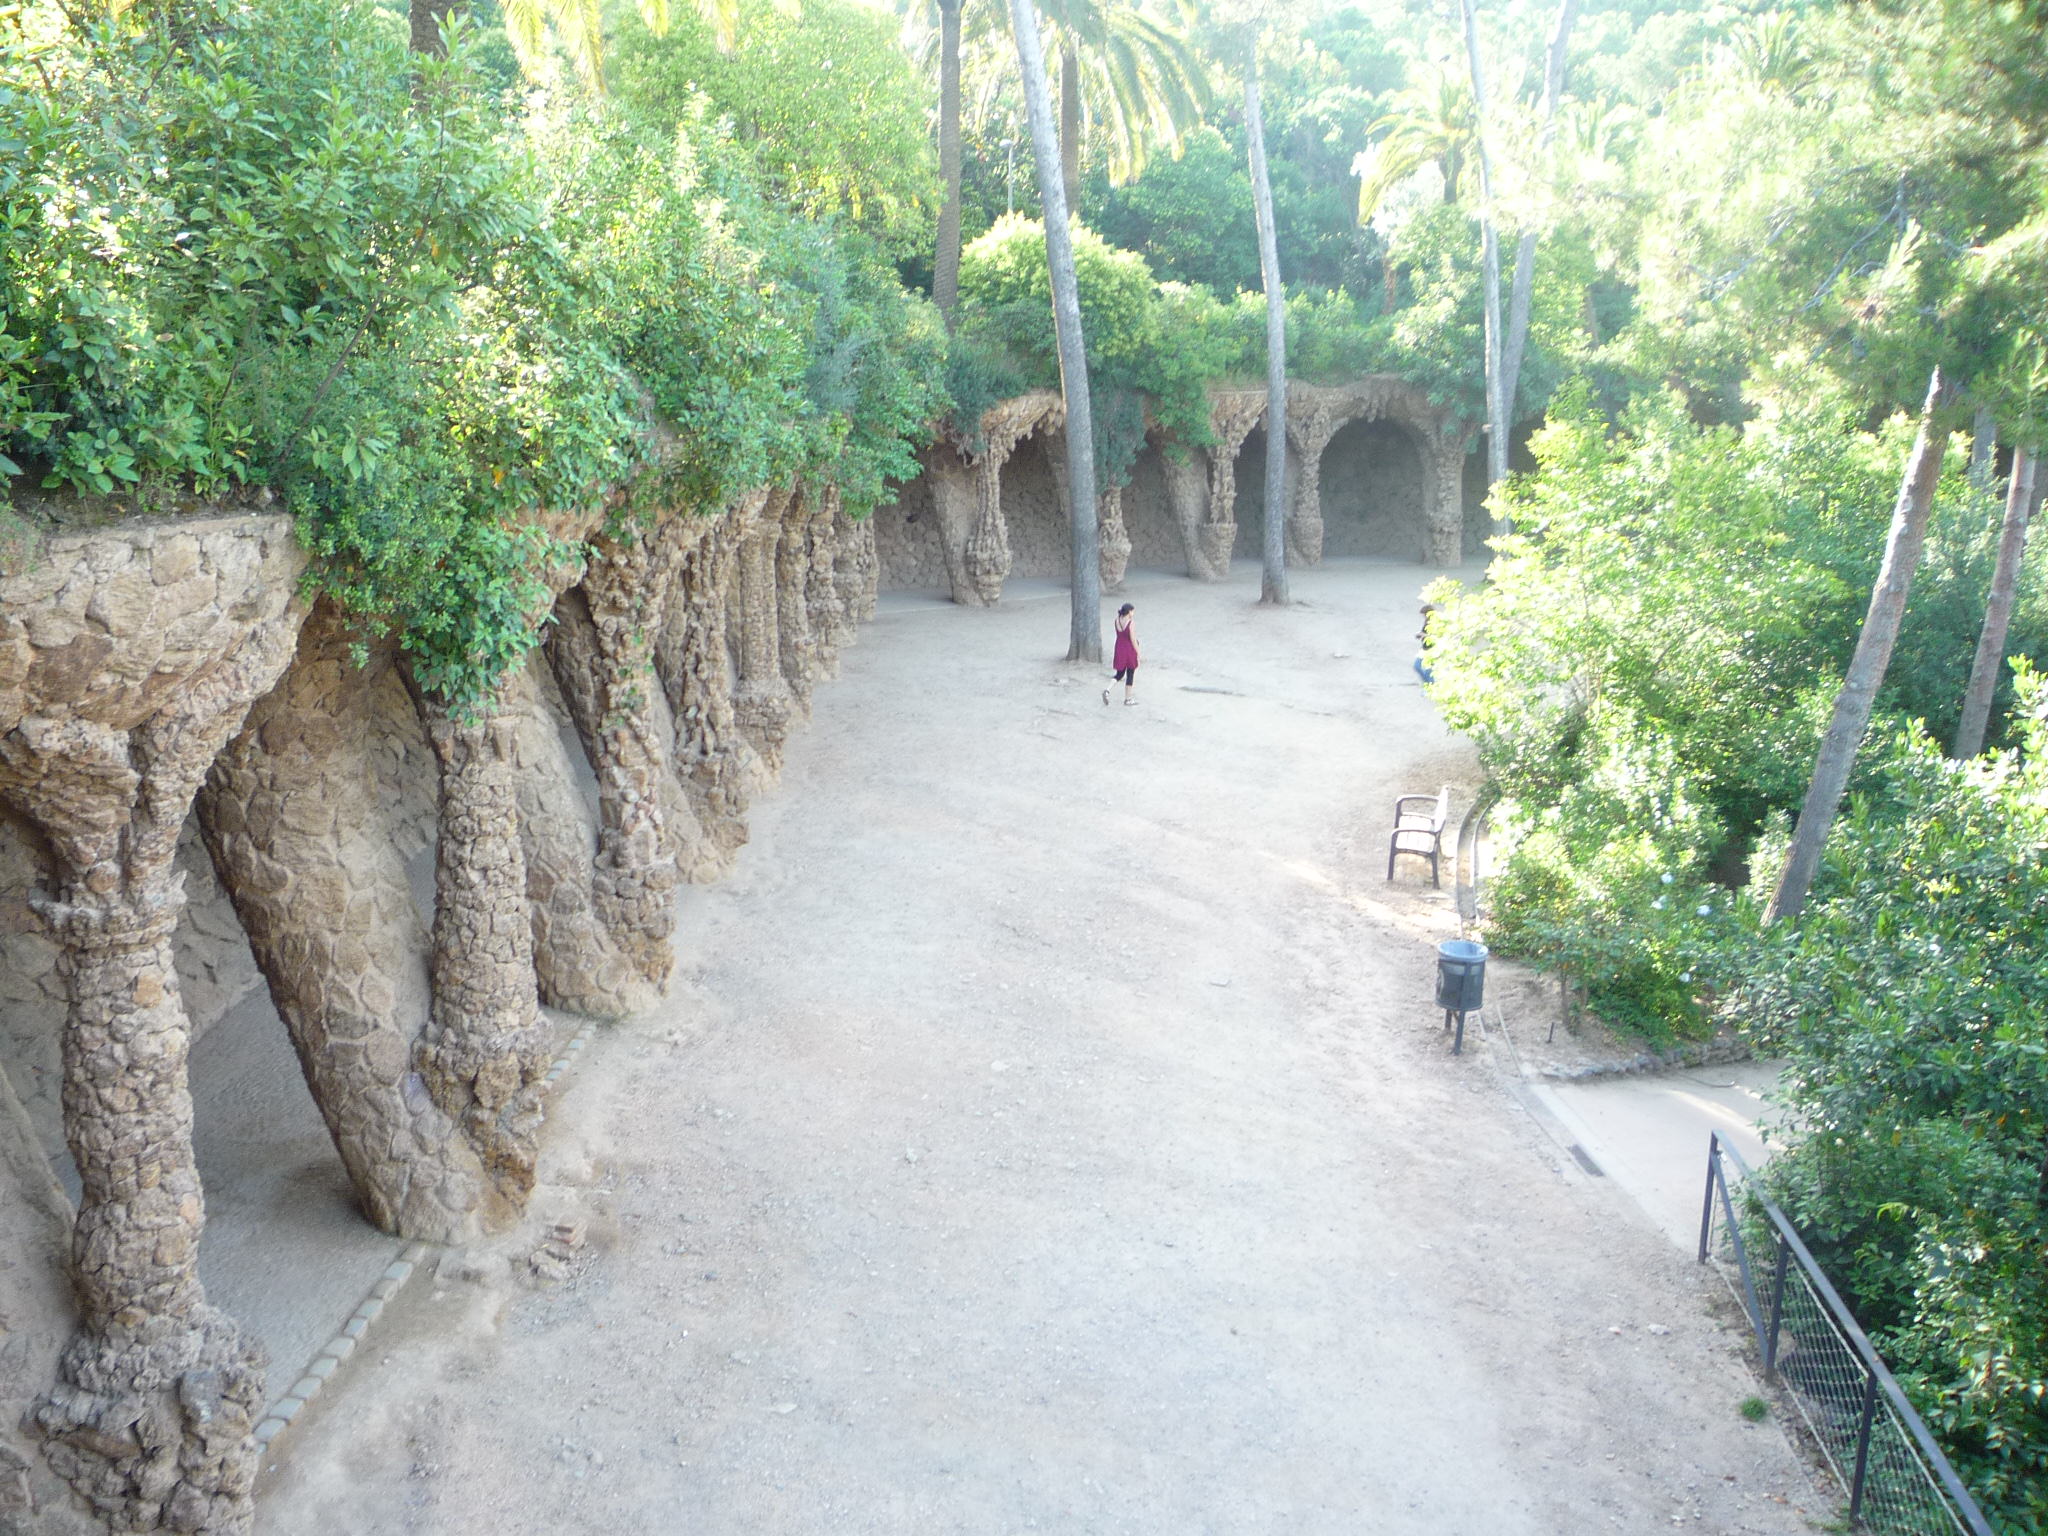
[1200,378,1472,570]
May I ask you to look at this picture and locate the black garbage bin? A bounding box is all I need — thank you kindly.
[1436,939,1487,1053]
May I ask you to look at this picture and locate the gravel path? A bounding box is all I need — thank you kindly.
[254,561,1828,1535]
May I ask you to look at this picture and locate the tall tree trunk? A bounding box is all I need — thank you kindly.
[1953,445,2038,759]
[1499,0,1578,444]
[1009,0,1101,661]
[1969,403,1997,490]
[409,0,455,54]
[1460,0,1510,512]
[1061,46,1083,217]
[1244,44,1289,606]
[934,0,965,322]
[1766,371,1949,924]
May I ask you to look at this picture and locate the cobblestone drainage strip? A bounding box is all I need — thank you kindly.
[253,1022,598,1458]
[252,1242,428,1457]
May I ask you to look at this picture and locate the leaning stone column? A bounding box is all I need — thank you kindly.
[201,606,494,1243]
[544,526,681,987]
[1422,430,1471,567]
[1161,447,1214,579]
[922,443,979,605]
[775,490,820,711]
[655,512,752,868]
[805,484,849,667]
[732,490,796,775]
[1,514,307,1536]
[405,669,553,1221]
[1097,484,1132,590]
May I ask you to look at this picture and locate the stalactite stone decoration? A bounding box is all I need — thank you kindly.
[0,514,307,1536]
[655,510,752,866]
[831,494,876,632]
[1204,393,1267,578]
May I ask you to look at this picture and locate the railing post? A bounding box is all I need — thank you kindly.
[1848,1364,1881,1522]
[1699,1131,1721,1264]
[1763,1235,1791,1373]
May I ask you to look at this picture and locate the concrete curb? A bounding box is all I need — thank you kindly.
[1537,1035,1753,1082]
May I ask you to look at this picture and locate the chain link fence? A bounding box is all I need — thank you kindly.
[1699,1132,1994,1536]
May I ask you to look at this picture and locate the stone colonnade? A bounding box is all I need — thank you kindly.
[0,484,871,1535]
[925,378,1471,603]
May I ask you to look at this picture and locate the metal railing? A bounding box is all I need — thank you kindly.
[1699,1132,1995,1536]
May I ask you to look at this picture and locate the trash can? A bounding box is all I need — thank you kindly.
[1436,939,1488,1014]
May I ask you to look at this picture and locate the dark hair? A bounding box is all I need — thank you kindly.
[1117,602,1134,616]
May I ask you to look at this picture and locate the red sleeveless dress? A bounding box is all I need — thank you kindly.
[1113,619,1139,671]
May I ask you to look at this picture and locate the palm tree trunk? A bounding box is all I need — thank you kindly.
[1060,46,1083,216]
[1459,0,1510,510]
[1244,44,1288,606]
[1008,0,1102,662]
[1499,0,1578,442]
[934,0,965,321]
[1766,371,1949,924]
[1953,445,2038,758]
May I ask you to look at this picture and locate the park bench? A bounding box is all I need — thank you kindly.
[1386,785,1452,887]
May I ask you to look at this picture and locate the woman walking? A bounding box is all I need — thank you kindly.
[1104,602,1140,706]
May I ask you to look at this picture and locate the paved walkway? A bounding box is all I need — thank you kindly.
[252,561,1828,1535]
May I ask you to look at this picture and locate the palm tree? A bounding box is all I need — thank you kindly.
[411,0,744,89]
[1352,63,1476,225]
[1242,28,1286,605]
[905,0,1207,321]
[1003,0,1102,662]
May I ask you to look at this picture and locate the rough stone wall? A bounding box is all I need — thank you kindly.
[871,474,944,591]
[988,435,1069,579]
[1318,419,1431,560]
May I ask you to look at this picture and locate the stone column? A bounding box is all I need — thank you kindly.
[0,515,306,1536]
[544,526,680,988]
[1422,429,1471,567]
[654,512,752,871]
[1161,447,1213,579]
[775,491,819,711]
[1204,396,1266,578]
[500,650,655,1019]
[1097,484,1132,590]
[405,670,553,1222]
[1285,405,1340,567]
[200,607,494,1244]
[924,444,980,607]
[805,484,849,666]
[732,489,796,775]
[963,453,1012,606]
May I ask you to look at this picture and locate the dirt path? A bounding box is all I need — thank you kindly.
[255,562,1826,1535]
